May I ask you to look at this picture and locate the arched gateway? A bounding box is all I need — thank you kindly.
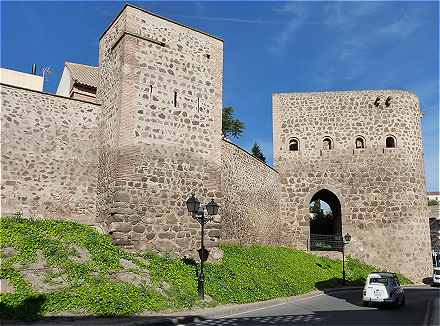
[309,189,342,236]
[273,90,432,281]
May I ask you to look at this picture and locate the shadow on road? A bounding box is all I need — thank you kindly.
[423,276,434,285]
[3,287,438,326]
[314,277,365,306]
[0,312,416,326]
[1,315,207,326]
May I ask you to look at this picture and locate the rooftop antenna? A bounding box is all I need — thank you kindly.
[41,66,52,85]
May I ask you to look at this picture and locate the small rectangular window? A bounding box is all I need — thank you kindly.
[173,91,177,107]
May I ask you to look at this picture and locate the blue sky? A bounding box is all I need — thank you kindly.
[1,1,438,191]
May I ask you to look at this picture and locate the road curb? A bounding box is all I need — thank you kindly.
[159,286,364,320]
[320,286,362,293]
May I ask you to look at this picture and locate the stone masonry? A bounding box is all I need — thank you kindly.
[221,140,281,244]
[97,6,224,256]
[273,90,431,280]
[0,5,432,280]
[1,85,98,224]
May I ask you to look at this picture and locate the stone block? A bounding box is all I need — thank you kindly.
[156,239,178,252]
[208,229,220,238]
[113,191,130,203]
[110,222,132,233]
[112,237,132,246]
[133,224,146,233]
[207,247,224,263]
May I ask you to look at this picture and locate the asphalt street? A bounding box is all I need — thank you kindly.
[3,286,439,326]
[187,286,440,326]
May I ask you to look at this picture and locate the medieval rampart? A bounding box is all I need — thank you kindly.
[0,5,432,281]
[0,84,98,224]
[221,140,281,244]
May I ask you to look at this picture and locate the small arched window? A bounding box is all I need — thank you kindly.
[355,136,365,149]
[289,138,299,151]
[323,137,333,150]
[386,135,396,148]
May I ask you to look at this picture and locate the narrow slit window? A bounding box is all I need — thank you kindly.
[173,91,177,107]
[197,97,200,109]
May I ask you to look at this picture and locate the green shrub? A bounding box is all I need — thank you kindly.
[0,217,412,319]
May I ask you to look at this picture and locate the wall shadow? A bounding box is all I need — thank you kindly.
[315,277,366,288]
[3,287,437,325]
[422,276,434,286]
[1,315,207,325]
[3,306,431,326]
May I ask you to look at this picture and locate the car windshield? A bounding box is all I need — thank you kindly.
[369,277,388,285]
[434,270,440,275]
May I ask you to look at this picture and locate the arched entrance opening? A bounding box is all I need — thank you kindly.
[309,189,342,236]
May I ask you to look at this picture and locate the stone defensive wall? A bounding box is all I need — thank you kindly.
[1,84,99,224]
[220,140,281,244]
[0,5,432,281]
[273,90,431,280]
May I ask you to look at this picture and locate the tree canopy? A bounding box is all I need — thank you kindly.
[251,142,266,163]
[222,107,245,139]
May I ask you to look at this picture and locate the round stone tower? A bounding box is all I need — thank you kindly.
[273,90,431,281]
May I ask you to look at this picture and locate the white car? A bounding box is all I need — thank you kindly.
[433,268,440,286]
[362,272,405,307]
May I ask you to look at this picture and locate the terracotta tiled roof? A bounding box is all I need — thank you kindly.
[65,62,98,89]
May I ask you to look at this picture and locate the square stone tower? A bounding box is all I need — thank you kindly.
[97,5,223,255]
[273,90,432,281]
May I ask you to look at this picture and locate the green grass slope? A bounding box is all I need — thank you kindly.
[0,217,411,319]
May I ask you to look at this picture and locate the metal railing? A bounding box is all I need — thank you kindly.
[309,233,344,252]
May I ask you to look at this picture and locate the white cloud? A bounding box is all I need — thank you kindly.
[269,3,311,56]
[310,4,427,84]
[170,14,284,25]
[376,12,422,38]
[323,2,385,27]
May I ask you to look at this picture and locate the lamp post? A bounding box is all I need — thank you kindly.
[186,194,219,300]
[342,233,351,285]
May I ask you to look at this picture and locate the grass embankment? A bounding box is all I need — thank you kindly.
[0,217,411,319]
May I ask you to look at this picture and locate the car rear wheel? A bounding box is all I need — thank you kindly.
[400,296,405,307]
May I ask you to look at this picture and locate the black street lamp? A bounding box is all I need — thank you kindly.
[185,194,219,300]
[342,233,351,285]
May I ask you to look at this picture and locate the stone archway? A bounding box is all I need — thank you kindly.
[309,189,342,236]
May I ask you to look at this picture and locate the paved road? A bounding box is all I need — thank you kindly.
[179,286,440,326]
[4,286,439,326]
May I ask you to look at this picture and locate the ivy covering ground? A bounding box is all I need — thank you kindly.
[0,217,411,319]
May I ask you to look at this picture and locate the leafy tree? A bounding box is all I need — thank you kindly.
[310,200,324,220]
[251,142,266,163]
[309,200,335,234]
[222,107,245,139]
[428,199,439,206]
